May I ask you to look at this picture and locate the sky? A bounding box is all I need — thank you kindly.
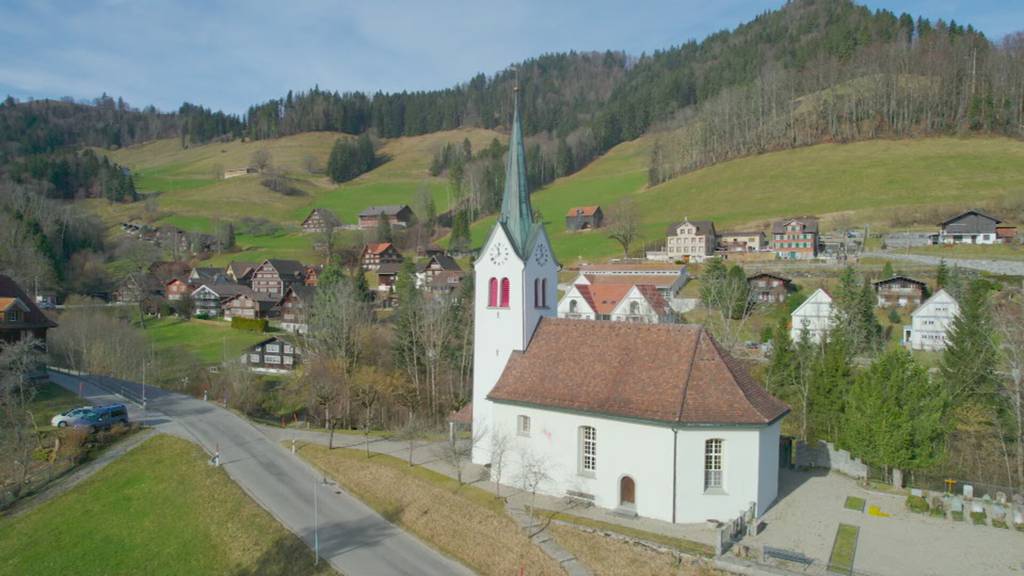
[2,0,1021,115]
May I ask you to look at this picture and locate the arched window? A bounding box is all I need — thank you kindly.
[579,426,596,475]
[704,438,723,492]
[488,278,498,307]
[569,299,578,313]
[500,278,510,308]
[541,278,548,308]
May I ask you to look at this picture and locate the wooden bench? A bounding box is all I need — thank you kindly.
[763,546,814,566]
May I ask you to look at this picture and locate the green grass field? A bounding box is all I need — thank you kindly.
[906,243,1024,261]
[463,136,1024,264]
[142,317,268,365]
[28,381,82,429]
[0,435,331,576]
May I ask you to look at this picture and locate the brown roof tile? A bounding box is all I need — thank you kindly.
[488,319,788,426]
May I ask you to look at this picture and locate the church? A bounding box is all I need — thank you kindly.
[470,90,789,524]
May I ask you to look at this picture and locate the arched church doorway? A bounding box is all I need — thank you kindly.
[620,475,635,506]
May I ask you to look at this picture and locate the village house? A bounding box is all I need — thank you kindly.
[279,285,316,334]
[188,267,228,285]
[301,208,342,234]
[790,288,833,343]
[241,336,300,374]
[415,253,462,288]
[557,283,671,324]
[470,94,788,525]
[361,242,403,271]
[222,292,276,321]
[358,205,414,230]
[303,264,322,287]
[565,206,604,231]
[0,275,56,347]
[225,261,257,284]
[904,289,959,351]
[747,273,793,304]
[375,262,402,303]
[873,276,928,308]
[574,263,689,301]
[718,231,766,252]
[251,259,305,300]
[665,218,717,262]
[771,217,819,260]
[933,210,1001,245]
[424,270,465,295]
[191,284,254,318]
[164,278,192,301]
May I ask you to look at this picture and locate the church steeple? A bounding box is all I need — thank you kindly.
[499,86,534,256]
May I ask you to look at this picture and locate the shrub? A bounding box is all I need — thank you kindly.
[231,317,268,333]
[970,510,987,525]
[992,519,1008,528]
[951,511,964,521]
[887,309,901,324]
[906,495,929,513]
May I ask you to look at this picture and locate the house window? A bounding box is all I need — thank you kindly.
[579,426,596,475]
[266,343,280,353]
[569,299,578,314]
[517,415,531,436]
[488,278,498,307]
[249,353,260,363]
[629,301,640,315]
[704,438,723,492]
[265,355,282,365]
[500,278,511,308]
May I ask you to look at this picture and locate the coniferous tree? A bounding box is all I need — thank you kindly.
[940,279,999,405]
[936,259,949,288]
[449,210,472,254]
[765,317,796,394]
[376,212,393,244]
[699,257,728,309]
[882,261,894,278]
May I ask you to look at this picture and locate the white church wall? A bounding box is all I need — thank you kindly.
[492,402,774,524]
[757,420,781,516]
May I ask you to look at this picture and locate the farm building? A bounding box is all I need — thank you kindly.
[747,273,793,304]
[301,208,342,234]
[873,276,928,308]
[358,205,414,230]
[565,206,604,231]
[933,210,1001,245]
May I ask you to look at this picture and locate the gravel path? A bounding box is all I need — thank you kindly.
[863,251,1024,276]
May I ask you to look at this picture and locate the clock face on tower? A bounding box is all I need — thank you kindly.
[533,242,550,267]
[489,242,510,266]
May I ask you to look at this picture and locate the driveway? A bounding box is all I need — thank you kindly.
[49,370,473,576]
[863,251,1024,276]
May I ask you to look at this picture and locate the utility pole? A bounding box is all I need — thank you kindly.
[313,474,319,565]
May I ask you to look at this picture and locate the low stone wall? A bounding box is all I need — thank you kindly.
[795,440,867,479]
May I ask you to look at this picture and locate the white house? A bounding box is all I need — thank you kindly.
[789,288,833,343]
[471,91,789,525]
[557,283,671,324]
[904,289,959,351]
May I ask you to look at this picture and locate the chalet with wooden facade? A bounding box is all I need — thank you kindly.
[165,278,192,301]
[225,261,257,284]
[251,259,305,300]
[188,267,228,285]
[375,262,402,302]
[416,253,462,288]
[301,208,342,233]
[873,276,928,308]
[358,205,414,230]
[665,218,717,262]
[222,292,276,321]
[279,285,316,334]
[771,217,819,260]
[361,242,403,271]
[0,275,56,347]
[241,337,300,374]
[747,273,793,304]
[933,210,1001,245]
[565,206,604,231]
[191,284,254,318]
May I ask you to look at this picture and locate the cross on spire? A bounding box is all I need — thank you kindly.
[498,84,534,256]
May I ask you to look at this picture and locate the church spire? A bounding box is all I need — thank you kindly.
[499,85,534,256]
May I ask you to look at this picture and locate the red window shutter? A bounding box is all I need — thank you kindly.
[500,278,510,308]
[488,277,498,307]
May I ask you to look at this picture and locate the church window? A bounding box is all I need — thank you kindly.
[704,439,723,491]
[579,426,596,475]
[569,299,578,314]
[534,278,547,308]
[500,278,511,308]
[517,415,531,436]
[488,278,498,307]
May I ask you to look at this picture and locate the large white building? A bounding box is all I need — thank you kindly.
[471,91,789,525]
[789,288,834,343]
[904,289,960,351]
[557,283,671,324]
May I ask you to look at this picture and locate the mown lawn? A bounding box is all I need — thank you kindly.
[463,136,1024,264]
[142,317,267,365]
[827,523,860,575]
[0,435,333,576]
[297,442,562,576]
[28,380,83,430]
[907,243,1024,261]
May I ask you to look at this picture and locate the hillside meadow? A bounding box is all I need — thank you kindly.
[462,135,1024,264]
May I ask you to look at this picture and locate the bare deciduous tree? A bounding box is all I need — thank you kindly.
[0,338,42,502]
[250,148,273,173]
[437,426,484,486]
[489,429,512,498]
[607,198,640,259]
[995,288,1024,488]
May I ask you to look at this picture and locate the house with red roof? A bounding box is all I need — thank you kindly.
[361,242,403,271]
[565,205,604,231]
[470,91,788,525]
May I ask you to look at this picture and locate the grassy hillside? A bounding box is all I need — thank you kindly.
[465,136,1024,264]
[90,128,502,263]
[0,435,331,576]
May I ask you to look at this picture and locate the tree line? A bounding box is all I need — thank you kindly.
[9,149,137,202]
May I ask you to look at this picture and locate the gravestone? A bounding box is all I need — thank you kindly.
[991,504,1007,522]
[963,484,974,499]
[996,491,1007,504]
[971,500,985,514]
[1013,506,1024,526]
[911,488,924,498]
[950,497,964,513]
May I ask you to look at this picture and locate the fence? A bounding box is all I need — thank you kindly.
[870,466,1024,504]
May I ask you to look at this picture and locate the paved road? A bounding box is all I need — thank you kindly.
[49,370,473,576]
[863,251,1024,276]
